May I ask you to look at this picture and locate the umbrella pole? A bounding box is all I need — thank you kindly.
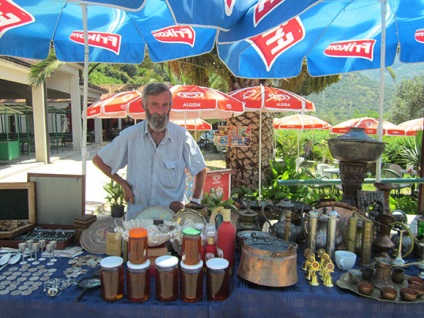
[81,4,89,176]
[375,0,387,182]
[258,110,262,201]
[297,130,300,157]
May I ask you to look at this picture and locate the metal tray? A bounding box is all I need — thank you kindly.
[336,272,424,303]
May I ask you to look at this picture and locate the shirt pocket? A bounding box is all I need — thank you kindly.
[161,160,183,188]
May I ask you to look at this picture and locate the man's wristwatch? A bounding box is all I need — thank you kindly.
[190,198,201,204]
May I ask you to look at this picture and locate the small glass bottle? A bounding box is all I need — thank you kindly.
[100,256,124,302]
[181,228,201,266]
[128,227,148,264]
[180,260,204,302]
[205,231,217,262]
[127,260,150,302]
[155,255,179,301]
[206,258,230,301]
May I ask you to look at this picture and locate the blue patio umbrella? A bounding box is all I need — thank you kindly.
[215,0,424,181]
[0,0,217,174]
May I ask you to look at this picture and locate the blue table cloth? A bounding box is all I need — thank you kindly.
[1,244,424,318]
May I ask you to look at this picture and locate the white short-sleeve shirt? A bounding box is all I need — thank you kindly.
[98,121,206,220]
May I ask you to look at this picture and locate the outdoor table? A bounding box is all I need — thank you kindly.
[400,169,420,177]
[1,244,424,318]
[323,167,341,178]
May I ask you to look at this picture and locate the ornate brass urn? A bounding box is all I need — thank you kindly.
[328,128,385,207]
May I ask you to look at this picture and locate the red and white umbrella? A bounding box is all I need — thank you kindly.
[273,114,331,157]
[89,85,245,121]
[172,118,212,131]
[331,117,404,136]
[87,91,141,118]
[169,85,245,120]
[128,85,245,120]
[273,114,330,130]
[397,117,424,136]
[230,85,315,113]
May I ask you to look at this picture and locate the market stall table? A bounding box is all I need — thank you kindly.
[1,244,424,318]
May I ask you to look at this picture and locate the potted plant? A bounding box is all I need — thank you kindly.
[103,179,125,218]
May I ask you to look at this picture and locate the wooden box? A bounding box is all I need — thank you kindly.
[0,182,76,249]
[0,182,36,239]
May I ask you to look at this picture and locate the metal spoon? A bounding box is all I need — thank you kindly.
[0,253,11,266]
[8,253,21,265]
[0,253,20,271]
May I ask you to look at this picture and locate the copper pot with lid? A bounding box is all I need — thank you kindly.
[238,236,298,287]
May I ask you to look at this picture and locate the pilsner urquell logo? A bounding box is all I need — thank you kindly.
[324,40,376,60]
[253,0,285,27]
[0,0,34,37]
[248,17,305,71]
[69,31,121,55]
[152,26,195,47]
[415,29,424,43]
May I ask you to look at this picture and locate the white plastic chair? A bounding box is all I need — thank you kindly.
[295,157,305,173]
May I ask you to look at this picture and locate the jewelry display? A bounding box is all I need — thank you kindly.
[14,228,74,242]
[43,278,76,297]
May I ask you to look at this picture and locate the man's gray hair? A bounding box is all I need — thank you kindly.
[142,83,172,108]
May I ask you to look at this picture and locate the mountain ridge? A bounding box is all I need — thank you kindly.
[306,60,423,124]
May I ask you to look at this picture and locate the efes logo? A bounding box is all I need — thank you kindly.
[248,17,305,71]
[415,29,424,43]
[253,0,286,27]
[70,31,121,55]
[0,0,34,37]
[152,26,195,47]
[324,40,376,60]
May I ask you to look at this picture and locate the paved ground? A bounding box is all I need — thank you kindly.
[0,143,111,216]
[0,144,226,217]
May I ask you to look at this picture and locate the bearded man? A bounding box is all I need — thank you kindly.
[93,83,207,220]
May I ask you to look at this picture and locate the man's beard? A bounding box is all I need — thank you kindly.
[146,109,169,132]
